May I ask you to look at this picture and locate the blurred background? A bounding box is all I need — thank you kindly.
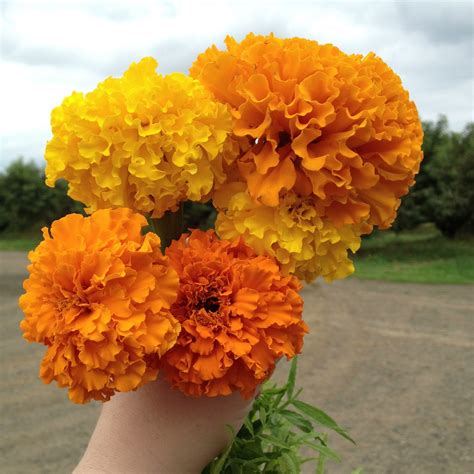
[1,1,473,473]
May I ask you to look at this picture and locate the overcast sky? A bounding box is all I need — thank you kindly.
[1,0,473,169]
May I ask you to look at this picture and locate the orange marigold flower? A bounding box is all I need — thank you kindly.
[191,33,423,229]
[19,208,180,403]
[160,229,308,399]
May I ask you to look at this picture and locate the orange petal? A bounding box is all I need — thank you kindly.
[247,157,296,206]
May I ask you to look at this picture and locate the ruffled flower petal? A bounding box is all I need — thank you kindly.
[196,33,423,227]
[214,185,369,282]
[45,58,236,218]
[160,230,308,398]
[19,208,180,403]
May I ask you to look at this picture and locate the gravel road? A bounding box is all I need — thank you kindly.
[1,251,473,473]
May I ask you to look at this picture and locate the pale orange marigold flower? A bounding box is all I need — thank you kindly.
[160,229,308,399]
[19,208,180,403]
[191,33,423,230]
[214,182,371,282]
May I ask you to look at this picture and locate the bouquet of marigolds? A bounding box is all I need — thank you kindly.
[19,33,423,473]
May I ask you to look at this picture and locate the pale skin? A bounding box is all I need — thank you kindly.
[74,378,254,474]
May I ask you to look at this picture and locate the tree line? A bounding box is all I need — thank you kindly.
[1,116,473,237]
[0,160,83,234]
[394,117,473,237]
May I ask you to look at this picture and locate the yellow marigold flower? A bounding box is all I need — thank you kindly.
[45,57,234,218]
[19,208,180,403]
[191,33,423,229]
[214,183,370,282]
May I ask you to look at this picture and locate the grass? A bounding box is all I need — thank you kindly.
[0,234,41,251]
[353,225,474,284]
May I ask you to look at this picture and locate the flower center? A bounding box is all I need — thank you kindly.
[281,195,319,232]
[289,199,309,218]
[277,131,292,149]
[200,296,220,313]
[192,294,230,329]
[56,295,87,314]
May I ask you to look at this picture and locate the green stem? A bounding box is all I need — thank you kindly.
[150,204,184,252]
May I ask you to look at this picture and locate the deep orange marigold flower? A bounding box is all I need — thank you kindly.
[160,229,308,399]
[191,33,423,230]
[19,208,180,403]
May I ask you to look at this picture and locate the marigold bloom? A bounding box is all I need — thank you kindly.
[160,230,308,398]
[45,57,234,218]
[214,183,370,282]
[191,33,423,229]
[19,208,180,403]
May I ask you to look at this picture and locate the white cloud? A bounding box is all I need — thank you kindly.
[1,0,472,169]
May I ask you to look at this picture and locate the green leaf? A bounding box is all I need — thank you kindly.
[233,440,264,460]
[271,386,287,410]
[292,400,355,444]
[316,452,327,474]
[260,434,292,450]
[260,385,287,396]
[259,405,268,425]
[287,357,298,399]
[209,425,235,474]
[243,417,254,436]
[279,409,313,433]
[281,451,300,472]
[277,451,301,473]
[201,349,353,473]
[304,441,341,461]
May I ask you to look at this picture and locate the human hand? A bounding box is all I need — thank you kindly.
[74,378,254,474]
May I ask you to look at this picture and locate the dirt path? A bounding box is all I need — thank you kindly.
[1,252,473,473]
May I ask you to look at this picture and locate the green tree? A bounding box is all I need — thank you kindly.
[394,117,474,237]
[429,123,474,237]
[0,158,83,234]
[394,116,449,231]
